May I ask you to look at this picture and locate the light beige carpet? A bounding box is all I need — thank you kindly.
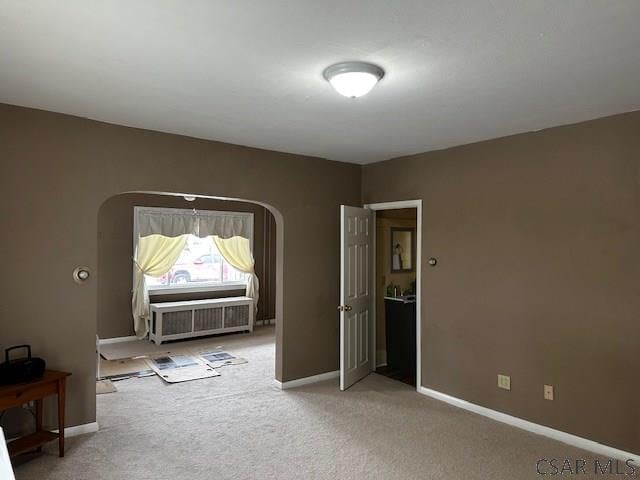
[15,326,615,479]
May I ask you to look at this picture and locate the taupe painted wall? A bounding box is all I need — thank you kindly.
[363,111,640,453]
[97,193,276,339]
[2,101,638,454]
[0,103,360,431]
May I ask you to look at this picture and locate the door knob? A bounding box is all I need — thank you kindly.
[338,305,353,312]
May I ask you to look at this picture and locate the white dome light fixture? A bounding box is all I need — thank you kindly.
[323,61,385,98]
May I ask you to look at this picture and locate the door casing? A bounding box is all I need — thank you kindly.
[364,200,423,391]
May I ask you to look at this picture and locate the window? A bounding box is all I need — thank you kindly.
[145,234,248,292]
[135,206,253,294]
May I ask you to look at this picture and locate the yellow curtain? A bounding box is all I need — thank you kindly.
[213,235,259,310]
[132,234,188,338]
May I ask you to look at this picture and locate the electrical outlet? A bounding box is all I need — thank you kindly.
[497,374,511,391]
[544,384,554,400]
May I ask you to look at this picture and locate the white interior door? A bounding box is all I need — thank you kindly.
[340,205,373,390]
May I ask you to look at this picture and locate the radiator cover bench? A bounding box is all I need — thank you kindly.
[149,297,254,345]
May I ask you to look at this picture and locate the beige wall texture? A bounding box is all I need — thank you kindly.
[363,111,640,454]
[0,103,361,432]
[97,193,277,339]
[1,102,638,455]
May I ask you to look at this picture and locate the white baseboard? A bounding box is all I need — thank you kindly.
[274,370,339,390]
[417,386,639,464]
[98,336,138,345]
[376,350,387,368]
[54,421,99,437]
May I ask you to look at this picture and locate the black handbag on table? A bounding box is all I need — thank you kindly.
[0,345,46,385]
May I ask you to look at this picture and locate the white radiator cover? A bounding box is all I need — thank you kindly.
[149,297,254,345]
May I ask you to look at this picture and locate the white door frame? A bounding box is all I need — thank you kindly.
[364,199,422,391]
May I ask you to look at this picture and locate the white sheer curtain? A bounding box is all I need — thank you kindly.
[131,234,188,338]
[213,235,259,310]
[132,207,255,337]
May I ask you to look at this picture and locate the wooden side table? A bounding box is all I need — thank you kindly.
[0,370,71,458]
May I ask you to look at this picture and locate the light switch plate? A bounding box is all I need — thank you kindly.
[497,374,511,391]
[544,384,554,400]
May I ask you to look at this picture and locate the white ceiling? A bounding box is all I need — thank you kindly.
[1,1,639,164]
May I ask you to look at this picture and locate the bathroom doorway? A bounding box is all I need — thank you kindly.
[366,201,421,388]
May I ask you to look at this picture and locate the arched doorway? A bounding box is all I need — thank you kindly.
[95,190,284,396]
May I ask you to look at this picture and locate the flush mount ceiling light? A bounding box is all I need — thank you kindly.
[184,195,196,202]
[323,61,385,98]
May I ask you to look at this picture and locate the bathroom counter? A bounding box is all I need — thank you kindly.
[383,295,416,304]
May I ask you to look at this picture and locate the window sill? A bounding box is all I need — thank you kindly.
[148,282,247,296]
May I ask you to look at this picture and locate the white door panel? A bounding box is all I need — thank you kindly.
[340,205,373,390]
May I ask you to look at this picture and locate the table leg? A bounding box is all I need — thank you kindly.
[57,378,66,457]
[35,399,43,452]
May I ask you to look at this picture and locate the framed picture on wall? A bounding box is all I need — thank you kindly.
[390,227,416,273]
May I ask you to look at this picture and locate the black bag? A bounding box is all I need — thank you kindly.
[0,345,46,385]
